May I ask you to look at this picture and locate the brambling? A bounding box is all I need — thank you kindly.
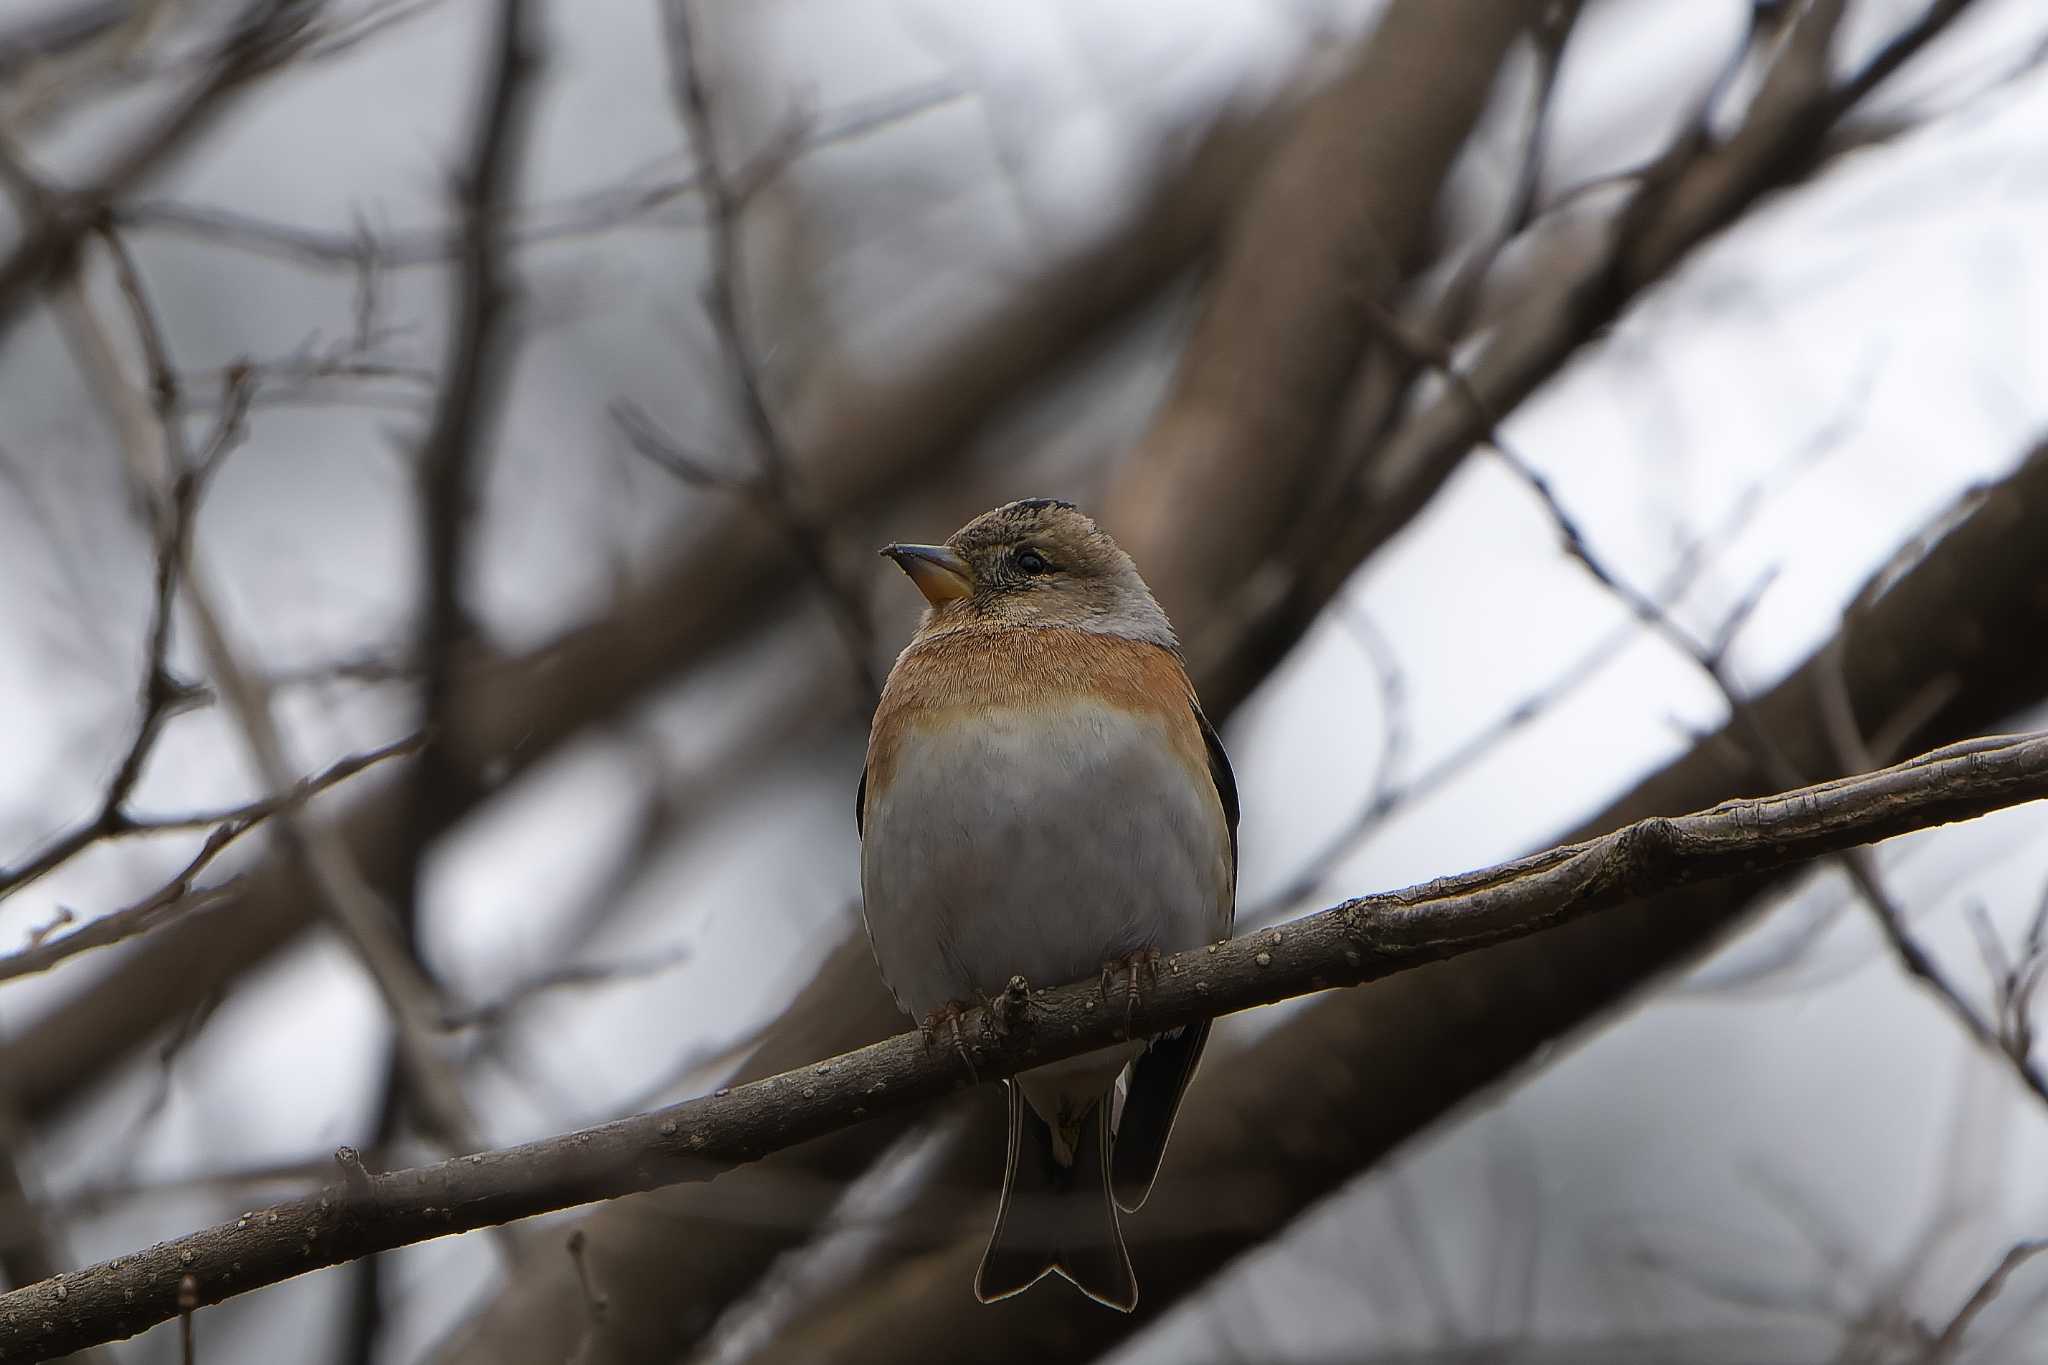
[858,498,1238,1312]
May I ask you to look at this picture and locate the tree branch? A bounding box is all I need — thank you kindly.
[1926,1238,2048,1363]
[653,0,880,705]
[407,0,539,857]
[5,729,2048,1357]
[0,733,421,986]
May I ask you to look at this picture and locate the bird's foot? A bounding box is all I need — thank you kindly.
[1099,948,1163,1035]
[920,999,980,1082]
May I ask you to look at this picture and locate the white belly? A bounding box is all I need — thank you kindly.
[861,699,1231,1021]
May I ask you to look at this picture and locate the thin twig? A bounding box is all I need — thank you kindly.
[178,1271,197,1365]
[1222,0,1992,718]
[61,159,491,1161]
[440,942,693,1031]
[1366,290,2048,1112]
[654,0,880,706]
[1925,1239,2048,1363]
[0,734,422,984]
[1253,392,1850,918]
[0,325,250,894]
[565,1227,609,1363]
[110,78,962,269]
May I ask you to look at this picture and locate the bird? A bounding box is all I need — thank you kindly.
[858,498,1238,1312]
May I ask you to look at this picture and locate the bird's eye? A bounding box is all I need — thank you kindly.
[1014,548,1052,575]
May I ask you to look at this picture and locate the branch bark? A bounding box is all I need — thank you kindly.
[6,729,2048,1358]
[1103,0,1541,626]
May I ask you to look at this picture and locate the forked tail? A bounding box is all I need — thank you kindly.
[974,1080,1137,1312]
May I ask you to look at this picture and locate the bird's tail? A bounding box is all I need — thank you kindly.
[975,1080,1136,1312]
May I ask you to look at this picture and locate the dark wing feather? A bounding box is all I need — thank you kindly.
[855,764,867,837]
[1198,701,1239,876]
[1112,698,1237,1212]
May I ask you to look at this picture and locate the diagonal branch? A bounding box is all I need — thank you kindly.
[4,729,2048,1357]
[0,733,422,986]
[1926,1238,2048,1363]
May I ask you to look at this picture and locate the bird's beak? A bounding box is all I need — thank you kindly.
[882,543,973,605]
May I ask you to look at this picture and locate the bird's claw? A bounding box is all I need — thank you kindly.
[920,1000,980,1083]
[1099,948,1162,1035]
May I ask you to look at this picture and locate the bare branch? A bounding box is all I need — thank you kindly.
[1252,390,1853,918]
[439,942,693,1032]
[3,730,2048,1355]
[1925,1239,2048,1364]
[403,0,540,910]
[111,78,962,270]
[51,140,494,1159]
[0,733,421,985]
[652,0,880,705]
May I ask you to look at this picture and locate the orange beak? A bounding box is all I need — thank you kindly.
[882,543,972,605]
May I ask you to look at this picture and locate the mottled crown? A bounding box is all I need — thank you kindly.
[932,499,1175,647]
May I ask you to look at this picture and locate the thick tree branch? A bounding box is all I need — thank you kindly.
[1104,0,1543,627]
[4,730,2048,1357]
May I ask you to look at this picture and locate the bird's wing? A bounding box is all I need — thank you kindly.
[855,763,867,837]
[1112,696,1237,1213]
[1196,699,1239,897]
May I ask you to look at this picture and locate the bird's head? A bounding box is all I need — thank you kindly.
[881,498,1174,646]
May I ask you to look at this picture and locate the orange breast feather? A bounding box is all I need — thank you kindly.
[864,627,1211,807]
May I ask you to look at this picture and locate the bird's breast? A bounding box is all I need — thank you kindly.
[859,633,1231,1019]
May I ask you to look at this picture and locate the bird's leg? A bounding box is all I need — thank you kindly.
[920,999,980,1082]
[1099,947,1163,1035]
